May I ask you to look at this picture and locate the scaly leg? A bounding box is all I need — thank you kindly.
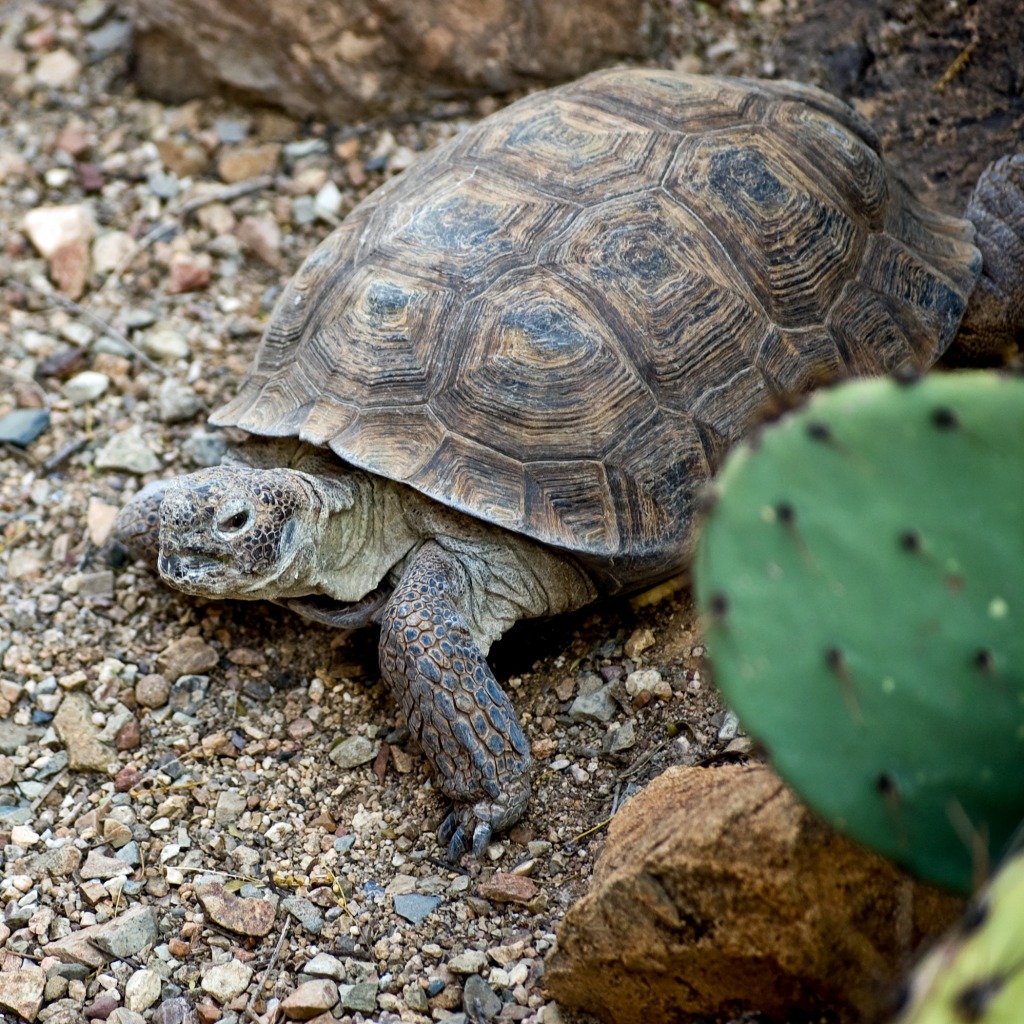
[379,542,533,859]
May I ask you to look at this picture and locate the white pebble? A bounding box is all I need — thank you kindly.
[63,370,109,405]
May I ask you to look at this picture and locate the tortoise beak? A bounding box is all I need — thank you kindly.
[159,551,224,586]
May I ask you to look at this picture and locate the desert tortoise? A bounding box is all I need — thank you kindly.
[116,68,1024,857]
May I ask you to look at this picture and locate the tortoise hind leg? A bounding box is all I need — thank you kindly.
[379,542,533,859]
[954,153,1024,364]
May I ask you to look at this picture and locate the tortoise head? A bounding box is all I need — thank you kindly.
[155,466,348,599]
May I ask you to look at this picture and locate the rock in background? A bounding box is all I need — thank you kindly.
[129,0,664,119]
[546,763,964,1023]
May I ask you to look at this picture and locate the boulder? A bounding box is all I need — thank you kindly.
[129,0,662,120]
[546,763,963,1022]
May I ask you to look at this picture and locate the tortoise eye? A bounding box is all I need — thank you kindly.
[221,510,251,532]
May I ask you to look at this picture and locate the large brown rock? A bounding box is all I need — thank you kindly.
[546,763,963,1023]
[129,0,663,120]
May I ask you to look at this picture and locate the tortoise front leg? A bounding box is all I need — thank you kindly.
[379,542,533,859]
[113,479,170,567]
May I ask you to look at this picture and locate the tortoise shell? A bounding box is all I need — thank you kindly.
[211,68,980,593]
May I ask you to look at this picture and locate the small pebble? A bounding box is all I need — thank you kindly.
[85,19,131,57]
[0,408,49,446]
[463,974,502,1020]
[394,893,441,924]
[477,873,539,905]
[157,378,204,423]
[302,953,346,981]
[448,949,488,974]
[158,636,219,678]
[125,969,162,1013]
[200,961,253,1004]
[314,180,343,219]
[141,327,190,362]
[33,49,83,89]
[135,674,171,708]
[94,426,160,474]
[62,370,109,405]
[568,685,617,723]
[196,882,276,937]
[280,979,338,1019]
[328,735,375,769]
[168,675,210,715]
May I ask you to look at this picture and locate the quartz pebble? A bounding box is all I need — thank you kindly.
[63,370,109,405]
[125,969,162,1013]
[200,961,253,1003]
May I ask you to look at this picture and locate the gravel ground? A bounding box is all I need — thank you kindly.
[1,1,1022,1023]
[0,5,734,1024]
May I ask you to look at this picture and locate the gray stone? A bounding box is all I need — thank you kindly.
[393,893,440,924]
[568,684,618,723]
[717,709,741,741]
[214,118,249,143]
[182,431,227,467]
[338,981,377,1014]
[302,953,346,981]
[151,996,190,1024]
[63,569,115,597]
[0,408,49,446]
[119,841,141,867]
[405,984,429,1013]
[0,721,34,755]
[88,905,160,959]
[80,850,132,879]
[157,378,204,423]
[604,719,637,756]
[328,735,375,769]
[282,895,323,935]
[47,963,90,981]
[147,170,180,200]
[463,974,502,1020]
[95,426,161,474]
[214,788,246,825]
[37,917,129,971]
[85,18,132,56]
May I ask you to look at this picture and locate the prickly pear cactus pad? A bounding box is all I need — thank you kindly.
[895,842,1024,1023]
[694,372,1024,894]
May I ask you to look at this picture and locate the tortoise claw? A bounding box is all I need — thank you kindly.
[471,822,493,859]
[437,803,504,861]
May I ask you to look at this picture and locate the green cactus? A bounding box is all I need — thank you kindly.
[894,839,1024,1023]
[693,371,1024,894]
